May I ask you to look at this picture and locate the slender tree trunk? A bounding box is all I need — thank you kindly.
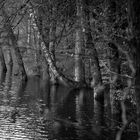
[33,28,41,75]
[0,68,6,85]
[0,37,13,72]
[0,45,7,73]
[49,17,57,84]
[1,8,27,80]
[36,8,50,80]
[7,46,13,67]
[128,0,140,138]
[0,45,7,86]
[9,32,27,79]
[26,13,31,54]
[49,22,56,61]
[75,0,85,83]
[82,0,103,101]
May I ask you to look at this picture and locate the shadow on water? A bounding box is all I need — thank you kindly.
[0,76,138,140]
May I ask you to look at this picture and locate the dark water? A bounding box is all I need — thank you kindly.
[0,73,137,140]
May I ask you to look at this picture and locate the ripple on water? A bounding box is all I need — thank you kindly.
[0,78,50,140]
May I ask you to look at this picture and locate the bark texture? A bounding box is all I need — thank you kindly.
[75,0,85,83]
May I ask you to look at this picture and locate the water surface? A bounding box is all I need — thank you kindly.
[0,74,137,140]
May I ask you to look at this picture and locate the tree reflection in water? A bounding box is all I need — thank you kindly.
[0,77,138,140]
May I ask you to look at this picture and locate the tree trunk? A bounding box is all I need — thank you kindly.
[26,13,32,54]
[49,16,57,84]
[82,0,103,101]
[40,42,66,86]
[10,31,27,80]
[49,21,56,62]
[0,45,7,73]
[105,0,122,124]
[75,0,85,83]
[36,4,57,83]
[7,46,13,67]
[1,8,27,81]
[0,37,13,71]
[128,0,140,138]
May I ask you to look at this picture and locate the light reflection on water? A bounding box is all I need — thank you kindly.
[0,73,137,140]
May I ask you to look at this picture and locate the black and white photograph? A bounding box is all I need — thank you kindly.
[0,0,139,139]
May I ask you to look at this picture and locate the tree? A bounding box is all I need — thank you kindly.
[105,0,122,124]
[128,0,140,138]
[1,7,27,80]
[74,0,85,83]
[48,1,57,83]
[82,0,103,100]
[29,0,88,87]
[0,45,7,73]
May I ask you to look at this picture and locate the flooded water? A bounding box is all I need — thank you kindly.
[0,72,138,140]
